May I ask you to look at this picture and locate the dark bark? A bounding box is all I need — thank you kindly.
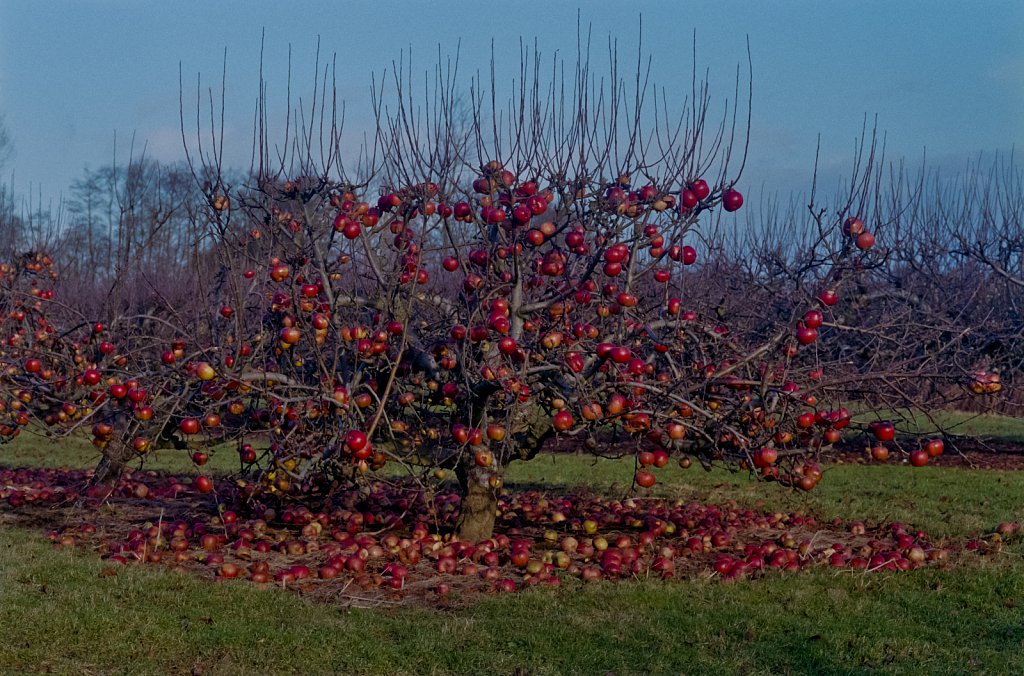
[510,406,556,463]
[453,403,557,541]
[91,441,134,486]
[455,461,498,542]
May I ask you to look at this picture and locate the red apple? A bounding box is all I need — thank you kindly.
[909,449,929,467]
[721,189,743,212]
[688,179,710,200]
[179,418,201,435]
[635,470,656,488]
[195,476,214,493]
[552,411,574,431]
[856,232,875,250]
[871,421,896,442]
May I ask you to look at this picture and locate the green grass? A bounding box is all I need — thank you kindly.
[507,456,1024,539]
[851,408,1024,442]
[4,408,1022,474]
[2,413,1024,674]
[0,432,242,474]
[2,523,1023,675]
[4,421,1024,541]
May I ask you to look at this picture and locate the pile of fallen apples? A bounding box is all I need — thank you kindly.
[2,466,1018,600]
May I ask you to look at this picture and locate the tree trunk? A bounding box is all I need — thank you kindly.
[91,442,133,487]
[455,462,498,542]
[451,403,555,541]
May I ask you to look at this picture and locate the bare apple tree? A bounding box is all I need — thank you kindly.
[0,38,1007,541]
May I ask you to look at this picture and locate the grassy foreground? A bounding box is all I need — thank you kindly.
[1,415,1023,674]
[2,526,1023,675]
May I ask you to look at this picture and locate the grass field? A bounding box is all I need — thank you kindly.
[2,527,1022,675]
[4,408,1021,474]
[851,407,1024,442]
[1,413,1023,674]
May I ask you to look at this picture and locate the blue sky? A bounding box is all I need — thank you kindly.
[1,1,1022,205]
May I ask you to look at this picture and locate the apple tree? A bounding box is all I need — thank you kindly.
[0,44,977,541]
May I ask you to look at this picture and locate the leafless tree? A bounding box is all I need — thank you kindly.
[0,37,1016,542]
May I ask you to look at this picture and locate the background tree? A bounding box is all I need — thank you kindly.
[0,114,21,254]
[0,113,13,171]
